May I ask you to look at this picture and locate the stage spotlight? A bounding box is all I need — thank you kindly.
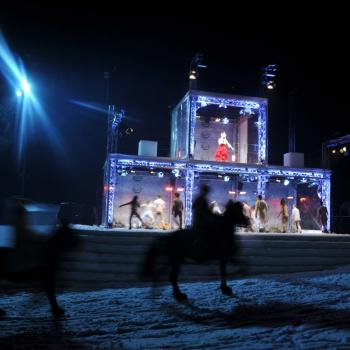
[331,149,337,154]
[158,172,164,178]
[215,118,221,123]
[343,146,347,152]
[16,89,23,97]
[189,70,197,80]
[222,117,229,124]
[284,179,290,186]
[266,81,276,90]
[224,176,230,182]
[165,186,173,192]
[125,127,133,135]
[177,187,184,192]
[261,64,277,90]
[21,79,31,95]
[172,169,180,177]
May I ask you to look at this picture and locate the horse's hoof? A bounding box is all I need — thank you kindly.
[220,284,233,296]
[0,308,6,317]
[174,292,188,301]
[51,307,65,316]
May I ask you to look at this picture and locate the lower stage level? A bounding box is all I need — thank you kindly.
[53,226,350,289]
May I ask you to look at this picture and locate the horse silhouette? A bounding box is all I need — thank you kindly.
[141,200,249,301]
[0,225,79,316]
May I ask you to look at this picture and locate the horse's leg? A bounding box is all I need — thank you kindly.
[45,269,64,316]
[219,259,233,296]
[169,258,187,301]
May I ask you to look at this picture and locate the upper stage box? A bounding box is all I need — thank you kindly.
[170,90,268,165]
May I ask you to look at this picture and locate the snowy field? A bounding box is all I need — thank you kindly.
[2,267,350,349]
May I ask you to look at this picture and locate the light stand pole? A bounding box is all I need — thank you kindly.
[288,88,298,153]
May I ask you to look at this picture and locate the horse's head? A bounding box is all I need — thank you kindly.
[224,200,250,227]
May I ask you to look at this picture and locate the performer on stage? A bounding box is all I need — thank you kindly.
[120,195,144,230]
[141,200,155,228]
[153,195,166,228]
[317,200,329,233]
[278,198,289,233]
[214,131,234,162]
[255,195,268,232]
[291,204,302,233]
[172,192,184,229]
[242,201,254,232]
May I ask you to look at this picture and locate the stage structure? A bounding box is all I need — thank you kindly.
[103,90,331,231]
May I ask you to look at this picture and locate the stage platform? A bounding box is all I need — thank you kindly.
[53,225,350,289]
[1,225,350,289]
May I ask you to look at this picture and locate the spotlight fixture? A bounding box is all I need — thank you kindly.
[172,169,181,178]
[222,117,229,124]
[266,81,276,90]
[261,64,277,90]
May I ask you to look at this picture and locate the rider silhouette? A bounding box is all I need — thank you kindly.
[192,184,211,231]
[192,185,214,257]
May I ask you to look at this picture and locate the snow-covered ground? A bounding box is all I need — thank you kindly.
[2,267,350,349]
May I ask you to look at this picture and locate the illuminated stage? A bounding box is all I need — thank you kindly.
[102,90,331,232]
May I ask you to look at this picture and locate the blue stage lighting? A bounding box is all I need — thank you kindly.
[21,79,31,95]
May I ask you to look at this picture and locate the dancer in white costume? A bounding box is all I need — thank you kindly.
[291,204,302,233]
[141,201,155,228]
[153,195,166,228]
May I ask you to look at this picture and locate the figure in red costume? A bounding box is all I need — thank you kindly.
[214,131,234,162]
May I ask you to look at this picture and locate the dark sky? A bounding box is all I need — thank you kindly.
[1,6,349,211]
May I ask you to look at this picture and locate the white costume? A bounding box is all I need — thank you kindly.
[292,206,302,233]
[141,202,155,226]
[153,197,166,227]
[292,207,301,222]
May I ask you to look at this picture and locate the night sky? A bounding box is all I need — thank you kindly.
[1,6,349,213]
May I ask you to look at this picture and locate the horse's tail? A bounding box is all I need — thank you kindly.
[140,235,169,281]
